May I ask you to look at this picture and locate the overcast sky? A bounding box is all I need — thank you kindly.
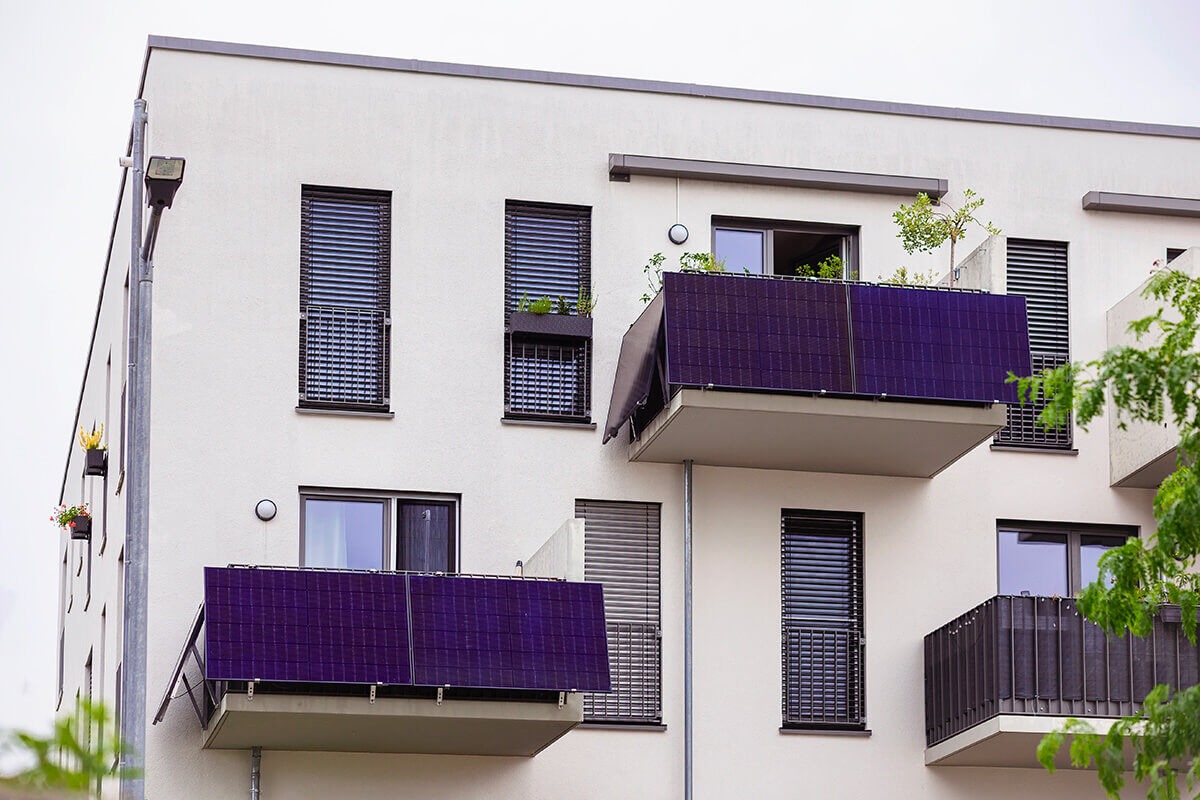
[1,0,1198,737]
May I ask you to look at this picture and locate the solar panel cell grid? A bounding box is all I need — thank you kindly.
[203,567,610,693]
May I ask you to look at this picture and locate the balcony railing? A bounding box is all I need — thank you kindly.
[783,624,865,728]
[924,595,1200,747]
[585,620,661,723]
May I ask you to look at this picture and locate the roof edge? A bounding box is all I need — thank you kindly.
[145,35,1200,140]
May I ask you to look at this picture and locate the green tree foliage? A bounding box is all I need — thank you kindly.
[892,190,1000,285]
[882,266,937,286]
[0,700,136,796]
[1011,265,1200,798]
[641,252,727,303]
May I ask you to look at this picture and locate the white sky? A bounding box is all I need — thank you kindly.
[1,0,1198,737]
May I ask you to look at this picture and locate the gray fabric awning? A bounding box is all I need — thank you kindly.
[602,293,665,443]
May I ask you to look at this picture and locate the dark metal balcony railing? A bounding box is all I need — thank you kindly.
[924,595,1200,747]
[585,620,662,724]
[783,624,865,728]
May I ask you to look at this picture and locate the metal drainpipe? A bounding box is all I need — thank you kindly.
[683,459,693,800]
[250,747,262,800]
[119,97,147,800]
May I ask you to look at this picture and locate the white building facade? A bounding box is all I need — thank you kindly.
[56,35,1200,799]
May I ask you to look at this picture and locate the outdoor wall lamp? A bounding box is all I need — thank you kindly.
[255,499,278,522]
[668,223,689,245]
[145,156,186,209]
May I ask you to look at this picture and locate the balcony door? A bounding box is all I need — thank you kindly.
[397,501,454,573]
[301,493,457,572]
[997,522,1134,597]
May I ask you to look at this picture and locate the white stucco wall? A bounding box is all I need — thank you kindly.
[56,43,1200,799]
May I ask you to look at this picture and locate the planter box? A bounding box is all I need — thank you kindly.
[509,312,593,339]
[84,448,107,477]
[69,515,91,541]
[1158,603,1183,623]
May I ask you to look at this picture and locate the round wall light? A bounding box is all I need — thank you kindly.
[667,223,689,245]
[254,499,278,522]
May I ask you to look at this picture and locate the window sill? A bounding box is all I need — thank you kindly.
[578,722,667,731]
[56,690,63,712]
[83,594,91,613]
[98,535,108,557]
[501,417,596,430]
[295,407,395,419]
[779,727,871,737]
[115,470,125,496]
[990,444,1078,455]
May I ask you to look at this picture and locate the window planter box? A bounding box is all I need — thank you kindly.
[84,448,107,477]
[509,312,593,339]
[1158,603,1183,623]
[69,515,91,541]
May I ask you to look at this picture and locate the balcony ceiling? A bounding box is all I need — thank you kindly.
[629,388,1006,477]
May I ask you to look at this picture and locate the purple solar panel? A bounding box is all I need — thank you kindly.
[848,285,1031,403]
[654,273,1030,403]
[409,575,610,692]
[663,271,853,393]
[203,567,610,693]
[204,567,412,685]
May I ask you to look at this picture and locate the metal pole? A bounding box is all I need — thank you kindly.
[119,98,148,800]
[683,459,693,800]
[250,747,262,800]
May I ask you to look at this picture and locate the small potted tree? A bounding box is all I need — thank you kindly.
[53,504,92,541]
[79,423,107,477]
[508,289,595,338]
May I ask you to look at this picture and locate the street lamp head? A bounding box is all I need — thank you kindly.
[145,156,185,208]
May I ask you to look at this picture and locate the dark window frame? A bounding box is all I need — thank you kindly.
[299,488,459,572]
[503,200,593,424]
[996,520,1137,597]
[995,238,1072,450]
[781,509,866,732]
[298,185,393,412]
[576,499,663,726]
[711,215,861,280]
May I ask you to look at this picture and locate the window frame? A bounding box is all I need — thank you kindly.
[503,200,593,424]
[299,488,460,572]
[996,520,1137,597]
[711,216,861,280]
[298,184,393,413]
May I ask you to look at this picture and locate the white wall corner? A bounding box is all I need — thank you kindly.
[522,518,585,582]
[948,234,1007,292]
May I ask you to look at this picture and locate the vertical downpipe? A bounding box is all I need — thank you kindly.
[250,747,262,800]
[683,460,694,800]
[119,98,147,800]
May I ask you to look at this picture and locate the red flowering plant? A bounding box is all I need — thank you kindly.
[51,503,90,530]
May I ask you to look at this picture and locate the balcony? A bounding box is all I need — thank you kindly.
[1107,248,1196,487]
[603,272,1030,477]
[156,563,609,757]
[924,595,1200,768]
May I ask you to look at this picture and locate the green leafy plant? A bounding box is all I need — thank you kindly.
[882,266,937,286]
[516,293,531,313]
[794,255,845,280]
[51,504,90,532]
[77,424,104,451]
[893,189,1000,286]
[0,699,137,795]
[554,296,572,315]
[576,287,598,317]
[641,252,727,303]
[526,296,553,315]
[1011,263,1200,798]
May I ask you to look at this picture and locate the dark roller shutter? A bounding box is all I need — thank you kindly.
[504,201,592,422]
[782,510,865,728]
[576,499,661,724]
[299,187,391,410]
[996,239,1071,448]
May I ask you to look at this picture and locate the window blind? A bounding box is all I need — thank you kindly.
[576,499,661,724]
[299,187,391,410]
[996,239,1071,448]
[782,510,865,728]
[504,201,592,421]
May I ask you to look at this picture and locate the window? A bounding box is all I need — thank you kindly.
[299,186,391,411]
[998,522,1134,596]
[56,630,64,706]
[712,217,860,278]
[84,651,93,748]
[576,499,662,725]
[781,510,865,730]
[504,201,592,422]
[102,353,110,552]
[995,238,1071,448]
[300,492,457,572]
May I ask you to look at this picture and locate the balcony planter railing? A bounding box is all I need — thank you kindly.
[924,595,1200,747]
[69,515,91,541]
[510,311,593,338]
[84,448,107,477]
